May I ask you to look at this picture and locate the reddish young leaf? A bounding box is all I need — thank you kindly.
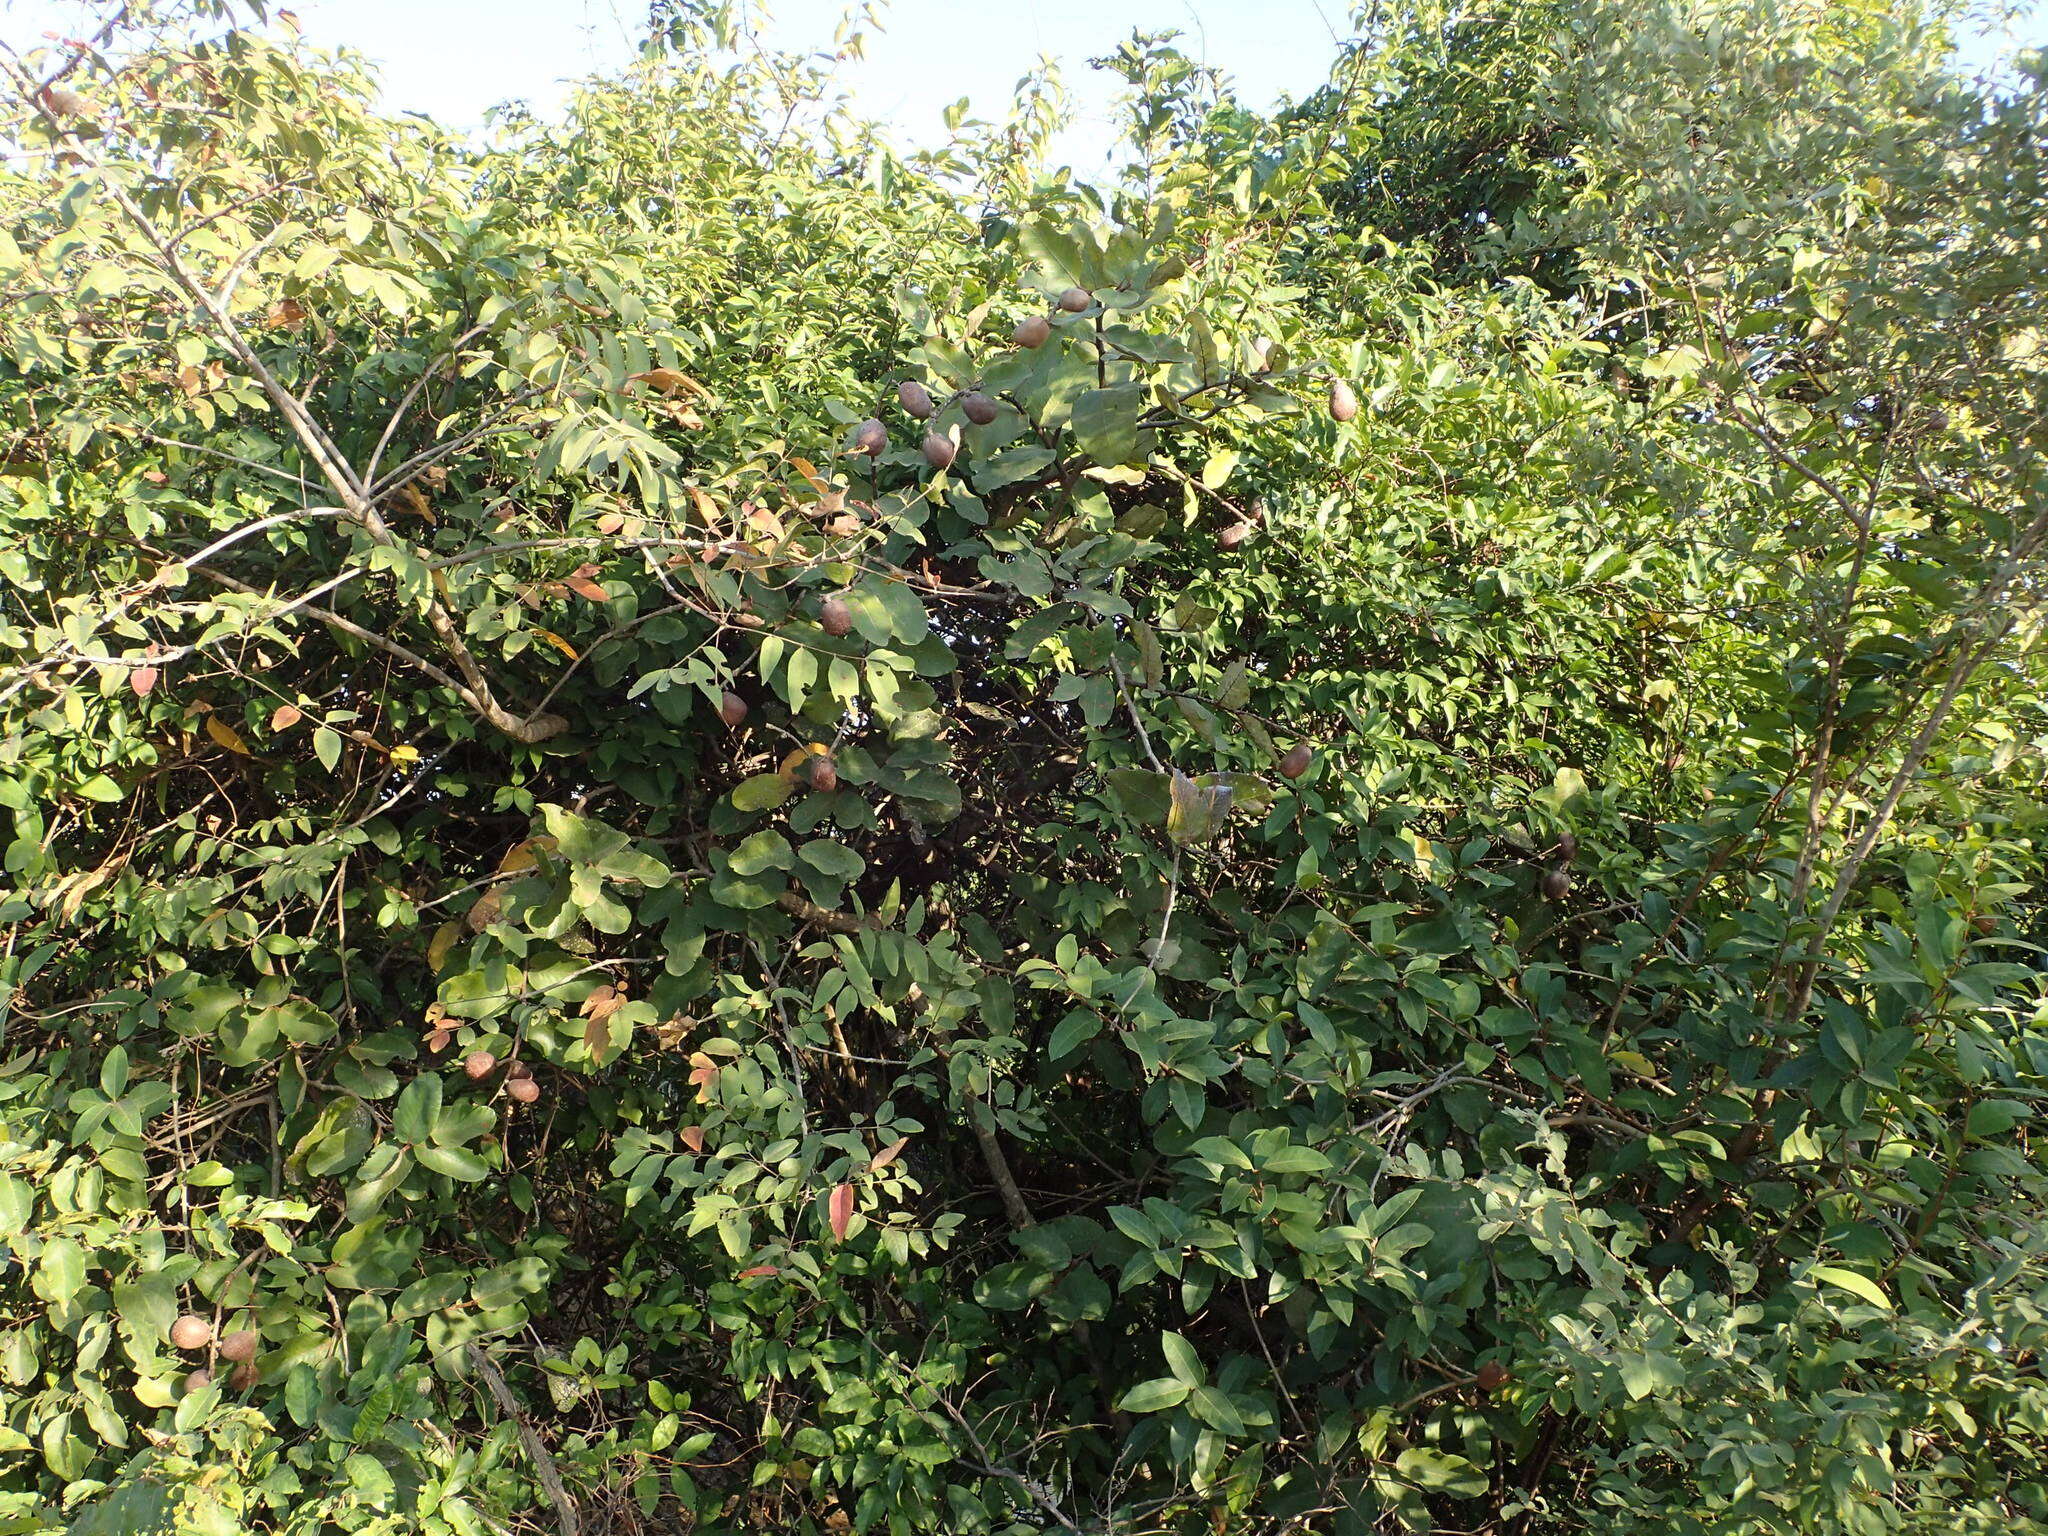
[737,1265,778,1278]
[130,666,159,697]
[270,703,303,732]
[828,1182,855,1241]
[679,1125,705,1153]
[564,574,609,602]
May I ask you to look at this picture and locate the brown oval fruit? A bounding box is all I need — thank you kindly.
[819,597,853,637]
[1540,868,1572,900]
[852,417,887,456]
[506,1059,533,1081]
[41,86,88,118]
[228,1362,259,1392]
[809,755,839,794]
[170,1314,212,1353]
[1013,315,1051,349]
[1328,378,1359,423]
[463,1050,497,1081]
[1556,831,1577,860]
[1057,287,1091,313]
[1217,521,1255,550]
[922,432,956,471]
[507,1076,541,1104]
[897,380,935,419]
[961,392,999,426]
[1279,744,1314,780]
[218,1330,259,1364]
[182,1368,214,1395]
[1475,1361,1510,1393]
[719,691,749,728]
[1972,913,1997,936]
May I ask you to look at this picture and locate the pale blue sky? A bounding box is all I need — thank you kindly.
[4,0,2044,176]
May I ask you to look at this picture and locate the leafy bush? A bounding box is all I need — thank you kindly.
[3,2,2047,1533]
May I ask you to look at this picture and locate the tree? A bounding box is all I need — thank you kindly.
[2,2,2046,1533]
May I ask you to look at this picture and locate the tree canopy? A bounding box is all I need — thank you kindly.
[3,1,2048,1533]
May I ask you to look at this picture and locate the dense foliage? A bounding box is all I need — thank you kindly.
[3,1,2048,1532]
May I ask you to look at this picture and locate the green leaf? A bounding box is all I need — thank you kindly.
[728,830,793,877]
[1394,1447,1486,1497]
[1160,1330,1204,1387]
[1047,1009,1101,1061]
[1187,1384,1245,1436]
[1810,1265,1893,1311]
[1115,1376,1190,1413]
[391,1072,442,1144]
[1260,1145,1331,1175]
[731,773,794,812]
[416,1144,489,1181]
[1070,384,1146,467]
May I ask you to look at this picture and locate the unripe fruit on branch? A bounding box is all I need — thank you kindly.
[506,1060,533,1081]
[922,432,955,471]
[182,1369,213,1394]
[1013,315,1050,349]
[719,691,748,728]
[1556,831,1577,860]
[463,1050,497,1081]
[1540,868,1571,900]
[1279,744,1314,779]
[218,1330,259,1364]
[507,1076,541,1104]
[1328,378,1359,423]
[819,597,853,637]
[852,417,887,456]
[961,392,999,426]
[171,1315,212,1352]
[897,380,935,419]
[1217,521,1254,550]
[229,1362,259,1391]
[1057,287,1091,313]
[809,755,839,793]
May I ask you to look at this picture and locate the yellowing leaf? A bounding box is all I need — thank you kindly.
[628,367,705,398]
[535,629,580,661]
[206,715,250,755]
[465,888,502,933]
[687,1051,720,1104]
[395,483,436,524]
[497,837,556,874]
[427,920,462,973]
[870,1136,909,1173]
[1611,1050,1657,1078]
[270,703,303,732]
